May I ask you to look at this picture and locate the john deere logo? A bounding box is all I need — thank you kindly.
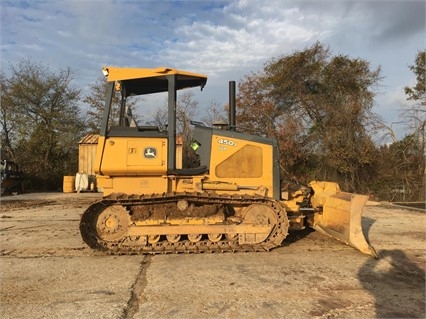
[144,147,157,159]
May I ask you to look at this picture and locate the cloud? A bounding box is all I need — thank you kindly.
[1,0,424,129]
[157,1,336,80]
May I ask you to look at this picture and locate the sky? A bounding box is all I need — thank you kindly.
[1,0,425,140]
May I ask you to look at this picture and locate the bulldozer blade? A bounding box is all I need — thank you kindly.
[309,182,377,258]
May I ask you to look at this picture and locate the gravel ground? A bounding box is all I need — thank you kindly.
[0,192,424,319]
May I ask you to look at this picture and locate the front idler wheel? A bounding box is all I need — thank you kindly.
[95,205,130,241]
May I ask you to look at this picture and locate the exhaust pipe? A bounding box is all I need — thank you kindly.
[229,81,236,131]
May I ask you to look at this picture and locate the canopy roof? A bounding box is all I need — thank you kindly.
[102,66,208,96]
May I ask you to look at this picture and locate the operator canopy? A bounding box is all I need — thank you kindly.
[102,66,208,97]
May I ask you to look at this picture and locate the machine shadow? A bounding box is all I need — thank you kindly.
[357,249,425,318]
[362,216,376,245]
[283,227,316,247]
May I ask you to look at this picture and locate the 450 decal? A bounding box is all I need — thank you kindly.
[217,138,238,150]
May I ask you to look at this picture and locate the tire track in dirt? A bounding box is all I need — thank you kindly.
[122,255,152,319]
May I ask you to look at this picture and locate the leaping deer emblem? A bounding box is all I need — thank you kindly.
[144,147,157,158]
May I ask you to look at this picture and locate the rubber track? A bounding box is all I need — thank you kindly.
[80,192,289,255]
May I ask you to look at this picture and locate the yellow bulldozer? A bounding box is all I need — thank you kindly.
[80,67,377,257]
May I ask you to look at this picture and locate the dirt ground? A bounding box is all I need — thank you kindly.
[0,192,425,319]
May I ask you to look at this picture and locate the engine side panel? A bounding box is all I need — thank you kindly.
[193,125,280,199]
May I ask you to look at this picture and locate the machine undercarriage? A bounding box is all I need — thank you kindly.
[80,192,289,254]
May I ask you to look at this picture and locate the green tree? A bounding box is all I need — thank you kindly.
[405,50,426,103]
[236,73,307,179]
[403,50,425,156]
[237,42,382,192]
[400,50,425,200]
[0,59,84,190]
[373,51,425,201]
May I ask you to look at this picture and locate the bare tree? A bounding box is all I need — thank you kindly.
[83,76,142,132]
[202,100,228,126]
[176,91,199,168]
[149,106,168,130]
